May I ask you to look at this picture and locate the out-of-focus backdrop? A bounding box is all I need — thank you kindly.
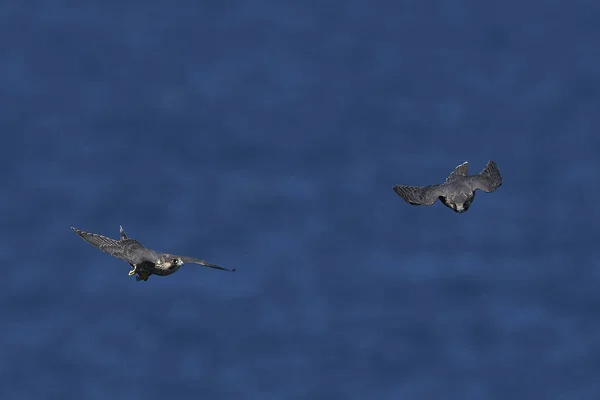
[2,1,600,399]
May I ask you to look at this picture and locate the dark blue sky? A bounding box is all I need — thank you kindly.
[2,1,600,399]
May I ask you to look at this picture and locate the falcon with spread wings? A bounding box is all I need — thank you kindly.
[393,160,503,213]
[72,226,235,281]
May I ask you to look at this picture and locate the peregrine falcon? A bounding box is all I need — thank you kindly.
[72,226,235,281]
[393,160,502,213]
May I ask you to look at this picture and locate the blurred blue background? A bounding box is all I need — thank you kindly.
[2,1,600,399]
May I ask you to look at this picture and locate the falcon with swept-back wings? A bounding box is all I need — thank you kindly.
[393,160,503,213]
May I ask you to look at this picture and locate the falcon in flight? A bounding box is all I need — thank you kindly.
[393,160,502,213]
[72,226,235,281]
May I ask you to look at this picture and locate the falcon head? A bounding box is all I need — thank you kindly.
[448,192,474,213]
[156,256,185,271]
[168,257,184,269]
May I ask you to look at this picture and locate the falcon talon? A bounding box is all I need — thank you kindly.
[136,271,149,281]
[71,226,236,281]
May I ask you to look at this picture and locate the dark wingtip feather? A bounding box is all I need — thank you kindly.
[482,160,503,187]
[392,185,406,197]
[392,185,421,205]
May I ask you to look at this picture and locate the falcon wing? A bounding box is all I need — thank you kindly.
[72,227,150,265]
[445,161,469,182]
[393,184,442,206]
[119,225,129,240]
[179,256,236,272]
[469,160,502,193]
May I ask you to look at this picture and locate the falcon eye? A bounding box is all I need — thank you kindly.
[172,258,179,264]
